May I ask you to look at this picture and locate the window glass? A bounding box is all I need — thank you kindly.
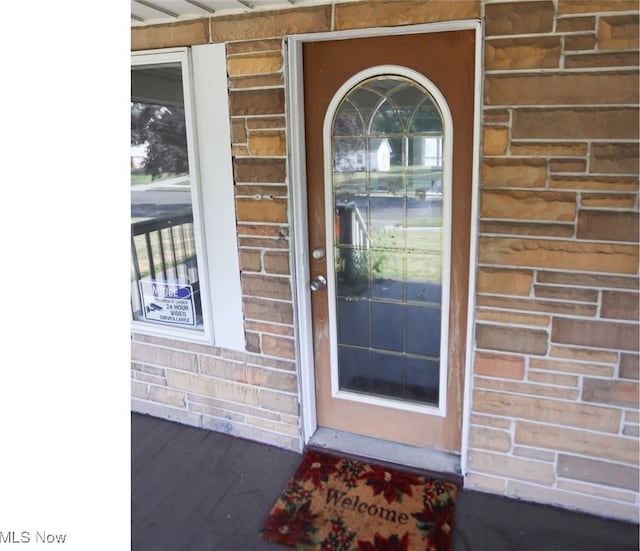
[131,62,203,330]
[331,75,445,407]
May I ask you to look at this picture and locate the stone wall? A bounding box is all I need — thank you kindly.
[468,0,639,522]
[131,0,639,521]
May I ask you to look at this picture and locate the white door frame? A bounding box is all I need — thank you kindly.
[286,20,482,479]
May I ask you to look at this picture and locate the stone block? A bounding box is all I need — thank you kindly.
[234,157,286,183]
[599,15,639,51]
[515,421,637,464]
[564,33,597,51]
[558,454,639,490]
[582,378,639,408]
[259,389,298,415]
[239,250,262,272]
[602,291,640,321]
[261,334,296,360]
[482,126,509,155]
[167,370,260,405]
[479,221,575,238]
[480,190,576,222]
[149,386,186,408]
[244,297,294,325]
[552,317,640,351]
[581,193,637,209]
[533,285,598,303]
[231,119,247,143]
[131,19,208,50]
[244,365,297,391]
[556,16,596,32]
[227,52,282,76]
[242,274,291,300]
[485,36,561,70]
[248,131,286,157]
[475,376,580,400]
[334,0,480,30]
[226,39,282,55]
[512,446,555,462]
[474,390,621,432]
[477,267,533,296]
[566,51,640,69]
[236,199,287,223]
[558,0,639,14]
[246,320,294,337]
[229,89,285,116]
[530,357,614,377]
[528,371,579,387]
[577,210,639,242]
[591,143,640,175]
[465,473,505,494]
[510,142,588,157]
[476,295,596,317]
[513,108,639,140]
[485,1,555,35]
[229,74,284,89]
[474,351,525,380]
[620,354,640,380]
[470,413,512,429]
[131,342,198,373]
[482,158,547,188]
[476,324,548,355]
[551,175,639,192]
[549,159,587,173]
[247,116,286,129]
[485,72,638,106]
[483,109,510,124]
[537,271,638,290]
[477,309,550,328]
[211,5,331,41]
[263,251,290,275]
[469,426,511,452]
[478,236,639,274]
[468,450,555,485]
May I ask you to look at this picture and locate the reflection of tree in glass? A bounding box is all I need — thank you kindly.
[131,102,188,179]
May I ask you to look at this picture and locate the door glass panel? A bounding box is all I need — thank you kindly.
[332,75,445,407]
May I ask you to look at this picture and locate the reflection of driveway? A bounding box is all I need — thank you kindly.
[347,196,442,229]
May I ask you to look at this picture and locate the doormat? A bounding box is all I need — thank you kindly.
[261,449,458,550]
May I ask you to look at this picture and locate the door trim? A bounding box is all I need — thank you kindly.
[286,21,482,478]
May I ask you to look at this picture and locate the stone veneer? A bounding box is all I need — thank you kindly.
[131,0,639,522]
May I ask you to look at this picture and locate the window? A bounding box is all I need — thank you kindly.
[131,46,244,349]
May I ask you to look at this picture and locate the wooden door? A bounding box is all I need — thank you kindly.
[303,30,475,453]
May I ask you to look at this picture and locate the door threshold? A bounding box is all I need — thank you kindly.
[308,427,462,481]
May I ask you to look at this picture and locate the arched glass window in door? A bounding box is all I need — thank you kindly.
[331,74,448,408]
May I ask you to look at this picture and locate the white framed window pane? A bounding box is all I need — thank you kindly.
[131,59,204,331]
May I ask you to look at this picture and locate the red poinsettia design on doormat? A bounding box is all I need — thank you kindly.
[262,500,319,548]
[296,450,342,489]
[357,532,410,551]
[358,466,423,504]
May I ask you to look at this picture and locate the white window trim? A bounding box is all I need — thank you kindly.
[131,45,245,351]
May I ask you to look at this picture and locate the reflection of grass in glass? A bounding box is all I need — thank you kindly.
[130,170,189,186]
[132,226,196,280]
[371,228,442,282]
[333,167,443,194]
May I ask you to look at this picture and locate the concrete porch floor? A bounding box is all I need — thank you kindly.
[131,413,639,551]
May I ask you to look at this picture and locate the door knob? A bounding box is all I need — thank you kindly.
[310,275,327,292]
